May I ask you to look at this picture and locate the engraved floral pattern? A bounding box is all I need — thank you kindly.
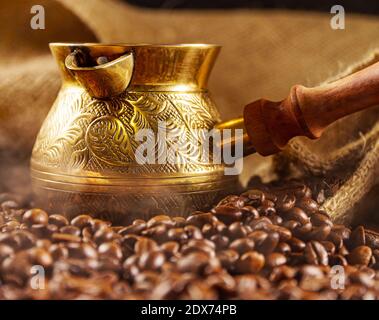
[32,88,223,175]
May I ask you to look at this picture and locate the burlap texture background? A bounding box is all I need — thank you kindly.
[0,0,378,223]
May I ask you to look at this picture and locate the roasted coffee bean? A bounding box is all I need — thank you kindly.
[160,241,179,258]
[276,242,291,254]
[229,238,255,255]
[205,271,236,295]
[287,252,307,266]
[12,230,36,250]
[304,241,328,266]
[48,214,69,228]
[217,249,239,271]
[82,226,94,241]
[339,245,350,256]
[235,251,265,274]
[66,242,97,259]
[240,206,259,220]
[293,184,312,198]
[315,189,326,204]
[247,230,268,245]
[310,213,333,227]
[172,217,186,228]
[369,255,376,268]
[30,224,58,239]
[234,274,259,297]
[167,228,188,242]
[133,270,160,291]
[71,214,93,229]
[134,237,158,255]
[366,230,379,250]
[266,253,287,268]
[1,220,20,232]
[182,241,215,258]
[177,252,212,274]
[0,244,14,262]
[49,244,68,260]
[329,254,348,266]
[147,215,175,228]
[296,197,319,214]
[320,241,336,255]
[51,233,81,243]
[0,232,19,248]
[293,222,313,240]
[349,271,375,287]
[284,207,310,225]
[264,192,278,202]
[1,200,21,211]
[60,225,81,237]
[35,239,52,250]
[212,206,243,225]
[28,247,53,268]
[0,232,17,249]
[184,225,203,240]
[269,265,297,282]
[226,222,247,240]
[201,223,218,239]
[257,201,276,216]
[256,232,279,255]
[276,194,296,212]
[281,220,301,230]
[210,234,229,251]
[327,232,344,249]
[349,226,366,248]
[1,181,379,300]
[216,195,245,208]
[241,189,265,206]
[248,217,272,230]
[97,256,121,273]
[269,214,283,225]
[141,225,169,243]
[287,237,306,252]
[332,225,351,240]
[307,225,331,241]
[22,209,48,226]
[186,212,217,228]
[138,251,165,271]
[1,252,33,285]
[119,220,146,236]
[263,224,292,242]
[347,246,372,266]
[93,227,115,244]
[96,56,109,65]
[188,238,215,250]
[91,219,111,233]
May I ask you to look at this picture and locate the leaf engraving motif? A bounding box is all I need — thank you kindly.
[34,90,223,174]
[86,116,133,165]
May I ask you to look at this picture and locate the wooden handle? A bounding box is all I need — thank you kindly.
[244,61,379,156]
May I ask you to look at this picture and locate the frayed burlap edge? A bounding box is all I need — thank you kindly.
[322,135,379,223]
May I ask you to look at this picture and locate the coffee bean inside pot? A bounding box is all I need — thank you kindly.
[1,180,379,300]
[96,56,109,65]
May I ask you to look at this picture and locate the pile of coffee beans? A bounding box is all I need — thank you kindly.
[0,180,379,299]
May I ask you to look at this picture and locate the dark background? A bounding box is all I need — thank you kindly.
[125,0,379,14]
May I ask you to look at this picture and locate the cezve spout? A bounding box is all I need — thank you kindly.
[65,49,134,99]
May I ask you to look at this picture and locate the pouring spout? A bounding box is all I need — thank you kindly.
[215,117,256,157]
[65,49,134,99]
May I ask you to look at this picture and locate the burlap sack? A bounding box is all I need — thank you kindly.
[275,51,379,224]
[0,0,378,224]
